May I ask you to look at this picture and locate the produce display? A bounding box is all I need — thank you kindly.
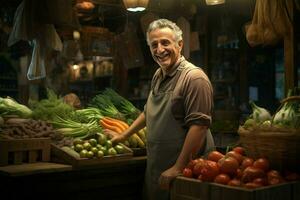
[71,133,127,158]
[0,88,147,164]
[0,118,57,139]
[100,116,146,148]
[242,88,300,129]
[182,147,300,189]
[238,87,300,171]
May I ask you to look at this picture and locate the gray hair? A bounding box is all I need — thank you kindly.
[146,19,183,45]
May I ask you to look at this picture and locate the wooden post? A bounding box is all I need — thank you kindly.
[284,0,297,94]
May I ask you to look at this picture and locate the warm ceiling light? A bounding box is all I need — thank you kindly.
[122,0,149,12]
[205,0,225,5]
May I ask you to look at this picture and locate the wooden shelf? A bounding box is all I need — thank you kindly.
[0,77,17,81]
[0,88,18,92]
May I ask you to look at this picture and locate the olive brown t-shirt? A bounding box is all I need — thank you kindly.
[144,56,213,129]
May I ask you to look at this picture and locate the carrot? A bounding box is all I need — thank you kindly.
[100,119,122,134]
[105,117,130,129]
[102,117,128,131]
[115,119,129,129]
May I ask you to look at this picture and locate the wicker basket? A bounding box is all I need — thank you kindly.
[238,125,300,171]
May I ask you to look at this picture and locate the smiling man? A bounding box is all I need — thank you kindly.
[104,19,214,200]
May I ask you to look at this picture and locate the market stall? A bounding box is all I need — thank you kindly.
[1,0,300,200]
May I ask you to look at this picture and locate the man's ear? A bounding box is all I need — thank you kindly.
[178,40,183,51]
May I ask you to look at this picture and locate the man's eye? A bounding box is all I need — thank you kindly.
[151,43,157,48]
[161,41,170,46]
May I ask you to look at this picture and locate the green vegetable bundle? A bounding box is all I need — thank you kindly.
[0,96,32,118]
[29,89,74,121]
[51,115,101,139]
[74,107,103,123]
[89,93,125,120]
[272,88,300,129]
[102,88,141,121]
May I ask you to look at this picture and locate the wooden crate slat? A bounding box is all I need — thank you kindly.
[51,144,133,169]
[171,176,299,200]
[28,150,38,163]
[0,138,50,166]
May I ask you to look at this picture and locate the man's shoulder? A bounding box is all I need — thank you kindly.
[182,63,209,81]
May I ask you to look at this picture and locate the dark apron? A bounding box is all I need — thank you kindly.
[144,61,214,200]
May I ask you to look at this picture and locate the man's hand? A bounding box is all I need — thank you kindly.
[158,165,182,190]
[103,129,126,144]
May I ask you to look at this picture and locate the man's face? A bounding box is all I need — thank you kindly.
[148,27,182,71]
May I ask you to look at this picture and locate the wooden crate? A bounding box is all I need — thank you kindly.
[51,144,133,169]
[131,147,147,156]
[0,138,51,166]
[171,177,300,200]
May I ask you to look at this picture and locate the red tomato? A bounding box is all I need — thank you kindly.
[226,151,244,164]
[241,166,266,183]
[201,160,220,182]
[284,172,300,181]
[193,159,206,177]
[186,159,198,170]
[253,158,270,172]
[197,174,203,181]
[227,179,241,187]
[214,174,231,185]
[218,157,239,176]
[244,182,263,189]
[241,157,254,170]
[267,170,281,180]
[236,168,243,179]
[253,178,268,186]
[182,168,193,178]
[268,177,284,185]
[207,151,225,162]
[233,146,245,155]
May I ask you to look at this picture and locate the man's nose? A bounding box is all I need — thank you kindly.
[157,43,164,53]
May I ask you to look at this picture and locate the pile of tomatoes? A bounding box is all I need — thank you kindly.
[182,147,300,189]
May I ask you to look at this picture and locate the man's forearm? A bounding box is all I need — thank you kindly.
[174,125,207,170]
[123,112,146,138]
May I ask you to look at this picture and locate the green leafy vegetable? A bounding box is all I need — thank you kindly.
[89,93,125,120]
[29,88,74,121]
[0,97,32,118]
[102,88,141,120]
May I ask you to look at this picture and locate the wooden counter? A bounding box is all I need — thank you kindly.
[0,156,147,200]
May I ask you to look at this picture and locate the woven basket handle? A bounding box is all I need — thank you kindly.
[280,96,300,104]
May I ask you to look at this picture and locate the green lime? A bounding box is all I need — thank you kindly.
[74,144,84,152]
[89,138,97,147]
[73,138,83,146]
[108,147,117,156]
[97,150,104,158]
[98,133,107,145]
[83,142,92,150]
[79,149,88,158]
[91,147,98,154]
[106,140,113,149]
[123,140,130,147]
[86,151,94,158]
[114,144,125,154]
[100,146,108,156]
[96,144,102,149]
